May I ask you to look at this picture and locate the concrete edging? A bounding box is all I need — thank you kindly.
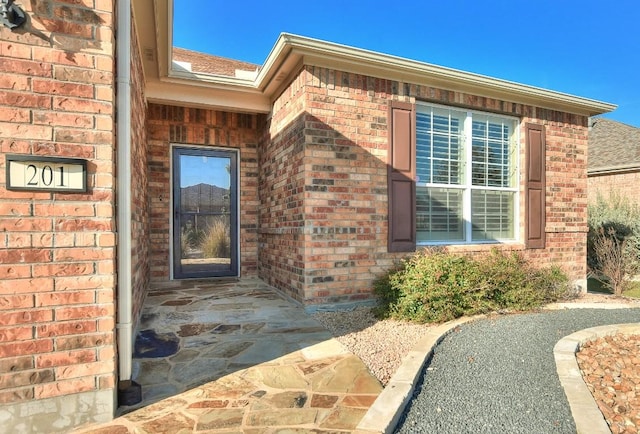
[356,302,640,434]
[554,323,640,434]
[356,315,484,433]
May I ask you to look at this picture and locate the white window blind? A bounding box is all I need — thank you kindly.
[416,104,518,244]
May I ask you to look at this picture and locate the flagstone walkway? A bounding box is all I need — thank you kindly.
[74,278,382,433]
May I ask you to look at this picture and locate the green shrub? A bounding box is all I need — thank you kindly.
[374,248,571,323]
[202,220,230,258]
[587,191,640,295]
[476,251,570,309]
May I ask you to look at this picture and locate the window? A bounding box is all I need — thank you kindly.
[415,104,518,243]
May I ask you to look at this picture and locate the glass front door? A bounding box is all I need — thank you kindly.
[172,147,238,278]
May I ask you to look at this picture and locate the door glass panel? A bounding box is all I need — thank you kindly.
[173,148,237,278]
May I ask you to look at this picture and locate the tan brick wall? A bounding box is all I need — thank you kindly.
[0,0,116,421]
[147,104,261,280]
[588,171,640,204]
[130,16,149,330]
[263,66,590,305]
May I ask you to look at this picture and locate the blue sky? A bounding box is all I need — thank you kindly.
[180,155,230,188]
[174,1,639,127]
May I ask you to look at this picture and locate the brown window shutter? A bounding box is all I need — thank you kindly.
[525,123,546,249]
[388,101,416,252]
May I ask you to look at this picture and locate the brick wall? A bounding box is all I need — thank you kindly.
[299,67,393,304]
[129,15,148,332]
[258,70,308,301]
[147,104,261,280]
[519,112,589,284]
[588,171,640,204]
[0,0,117,430]
[263,65,590,305]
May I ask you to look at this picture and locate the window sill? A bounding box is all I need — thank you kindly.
[417,242,526,254]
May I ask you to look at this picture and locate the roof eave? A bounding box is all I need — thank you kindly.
[145,79,270,113]
[137,3,616,117]
[259,33,616,117]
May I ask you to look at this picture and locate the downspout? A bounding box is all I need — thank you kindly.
[115,0,140,405]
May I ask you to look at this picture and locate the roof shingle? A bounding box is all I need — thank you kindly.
[588,118,640,173]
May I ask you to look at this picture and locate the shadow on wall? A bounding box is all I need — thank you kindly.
[8,1,107,61]
[259,108,503,305]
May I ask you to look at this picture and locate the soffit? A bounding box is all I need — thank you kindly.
[132,0,271,113]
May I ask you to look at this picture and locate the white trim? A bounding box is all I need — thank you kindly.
[463,112,473,242]
[169,143,241,279]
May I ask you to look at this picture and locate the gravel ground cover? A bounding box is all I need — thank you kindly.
[394,308,640,434]
[313,307,436,386]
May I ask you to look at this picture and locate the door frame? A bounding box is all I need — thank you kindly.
[170,144,240,279]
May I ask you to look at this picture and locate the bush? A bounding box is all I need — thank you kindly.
[202,220,230,258]
[374,248,571,323]
[587,192,640,295]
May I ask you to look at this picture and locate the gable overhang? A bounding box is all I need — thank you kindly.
[132,0,616,117]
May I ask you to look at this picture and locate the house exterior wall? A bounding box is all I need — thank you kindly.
[263,66,589,305]
[147,104,261,280]
[587,171,640,204]
[0,0,117,430]
[258,71,308,301]
[519,112,589,285]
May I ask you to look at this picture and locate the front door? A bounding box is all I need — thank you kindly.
[172,146,238,278]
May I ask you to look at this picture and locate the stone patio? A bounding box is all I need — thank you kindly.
[73,278,382,432]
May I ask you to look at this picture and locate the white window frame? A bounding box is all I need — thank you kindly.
[416,102,520,245]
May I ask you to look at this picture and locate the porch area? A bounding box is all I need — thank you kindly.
[77,278,382,432]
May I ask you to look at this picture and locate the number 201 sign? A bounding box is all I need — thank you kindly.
[6,155,87,193]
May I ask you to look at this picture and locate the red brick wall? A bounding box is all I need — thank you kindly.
[258,69,308,301]
[130,15,148,331]
[519,112,589,283]
[263,66,590,305]
[0,0,116,420]
[147,104,261,280]
[299,67,392,303]
[588,171,640,204]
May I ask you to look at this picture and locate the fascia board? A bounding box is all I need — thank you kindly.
[268,34,616,117]
[146,79,271,113]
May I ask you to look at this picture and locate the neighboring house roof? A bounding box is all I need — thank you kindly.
[172,47,260,78]
[588,118,640,174]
